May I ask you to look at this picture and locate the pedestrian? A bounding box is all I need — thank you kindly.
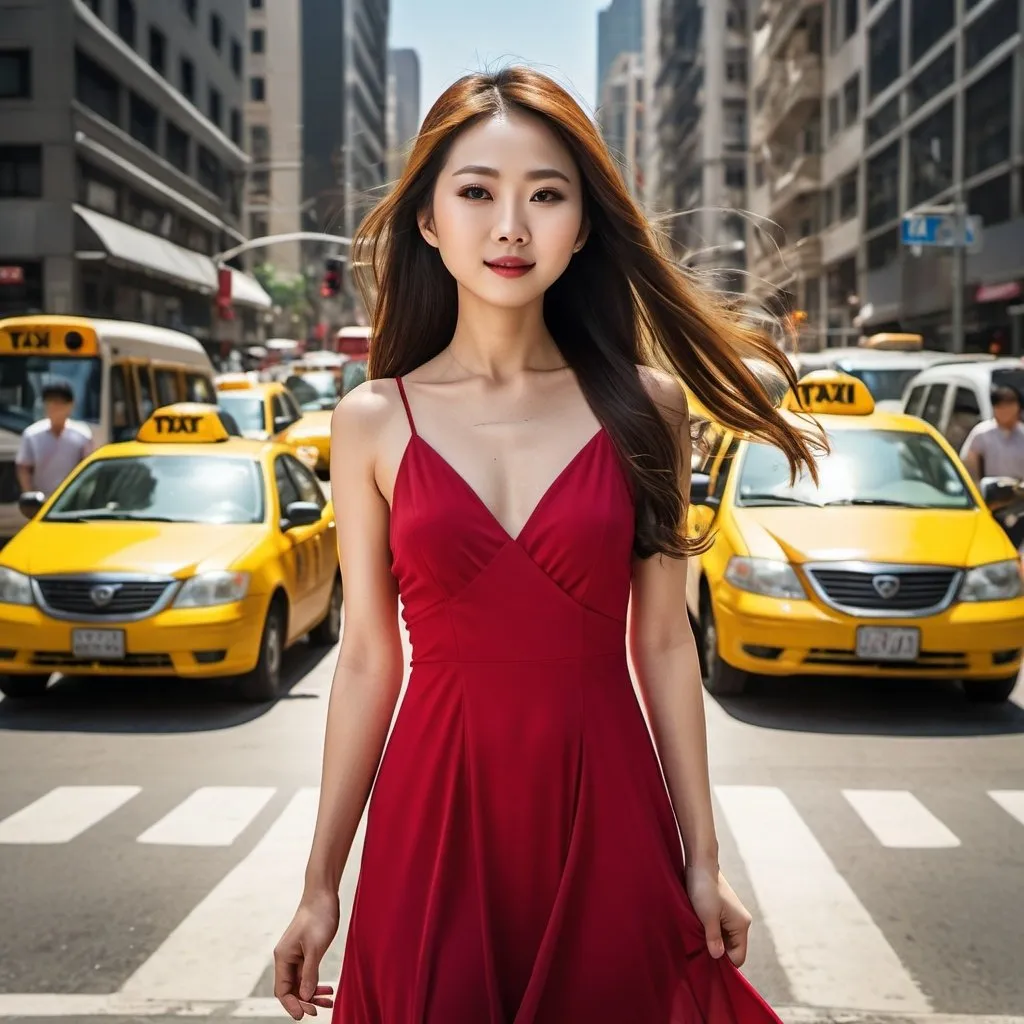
[959,385,1024,484]
[274,67,821,1023]
[15,379,94,499]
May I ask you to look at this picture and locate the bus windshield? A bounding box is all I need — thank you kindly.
[0,356,102,433]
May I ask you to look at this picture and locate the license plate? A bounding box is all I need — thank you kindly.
[855,626,920,662]
[71,629,126,660]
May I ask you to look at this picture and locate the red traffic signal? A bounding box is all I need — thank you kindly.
[320,257,344,298]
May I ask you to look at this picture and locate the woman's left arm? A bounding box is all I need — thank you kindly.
[629,369,752,966]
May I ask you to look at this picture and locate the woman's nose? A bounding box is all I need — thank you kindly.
[493,209,530,246]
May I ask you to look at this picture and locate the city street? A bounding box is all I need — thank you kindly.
[0,635,1021,1024]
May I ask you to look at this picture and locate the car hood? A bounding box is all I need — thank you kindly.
[731,506,987,566]
[284,412,332,440]
[1,522,265,577]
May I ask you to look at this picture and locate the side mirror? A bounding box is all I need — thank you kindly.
[18,491,45,519]
[281,500,321,530]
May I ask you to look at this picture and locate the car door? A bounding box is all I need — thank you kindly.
[273,453,322,636]
[282,453,336,614]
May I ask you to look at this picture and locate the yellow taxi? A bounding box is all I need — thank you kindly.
[0,404,341,703]
[686,370,1024,703]
[215,375,332,476]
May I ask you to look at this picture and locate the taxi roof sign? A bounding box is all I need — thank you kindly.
[214,372,256,390]
[784,370,875,416]
[136,404,230,443]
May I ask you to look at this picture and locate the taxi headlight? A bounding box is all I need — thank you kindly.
[173,571,251,608]
[724,556,806,600]
[959,560,1023,602]
[0,566,33,606]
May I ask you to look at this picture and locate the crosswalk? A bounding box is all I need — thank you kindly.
[0,782,1021,1021]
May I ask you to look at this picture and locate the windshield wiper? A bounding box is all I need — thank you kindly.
[50,510,175,522]
[823,498,927,508]
[738,494,821,506]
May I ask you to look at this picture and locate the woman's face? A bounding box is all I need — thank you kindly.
[420,110,587,309]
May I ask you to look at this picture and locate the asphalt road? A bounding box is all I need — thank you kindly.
[0,639,1021,1024]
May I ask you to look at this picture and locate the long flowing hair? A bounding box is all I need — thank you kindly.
[354,66,821,558]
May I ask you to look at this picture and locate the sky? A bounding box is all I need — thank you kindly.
[388,0,612,128]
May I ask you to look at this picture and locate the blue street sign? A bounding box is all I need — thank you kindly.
[900,212,980,248]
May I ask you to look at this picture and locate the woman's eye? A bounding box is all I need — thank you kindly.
[532,189,562,203]
[460,186,490,201]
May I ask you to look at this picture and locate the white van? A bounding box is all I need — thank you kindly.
[901,358,1024,453]
[0,316,216,541]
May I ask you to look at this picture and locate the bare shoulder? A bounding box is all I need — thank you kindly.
[330,378,404,444]
[638,365,688,431]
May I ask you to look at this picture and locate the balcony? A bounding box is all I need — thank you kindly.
[752,55,822,147]
[752,234,822,287]
[762,0,823,62]
[768,153,821,217]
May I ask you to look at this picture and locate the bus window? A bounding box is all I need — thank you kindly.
[154,367,180,406]
[0,354,102,433]
[109,363,140,442]
[133,364,155,420]
[186,373,215,403]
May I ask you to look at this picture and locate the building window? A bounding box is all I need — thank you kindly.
[823,186,835,226]
[725,165,746,189]
[839,169,858,220]
[910,0,954,64]
[843,0,858,39]
[968,174,1010,227]
[867,96,899,144]
[0,50,31,99]
[843,72,860,127]
[182,0,196,21]
[966,0,1018,66]
[210,13,223,52]
[128,92,158,150]
[208,86,222,127]
[180,57,195,101]
[0,145,42,198]
[249,76,265,102]
[866,227,899,270]
[230,108,242,146]
[827,93,840,139]
[148,27,166,76]
[866,142,899,229]
[868,1,900,99]
[231,39,243,77]
[75,50,121,125]
[197,145,223,196]
[907,46,954,114]
[829,0,841,52]
[116,0,136,48]
[250,211,269,237]
[250,124,270,160]
[754,159,765,187]
[966,61,1012,178]
[908,101,953,207]
[249,168,270,197]
[166,121,190,172]
[250,0,264,7]
[251,29,265,54]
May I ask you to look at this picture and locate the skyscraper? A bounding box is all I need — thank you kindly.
[387,48,421,182]
[597,0,643,107]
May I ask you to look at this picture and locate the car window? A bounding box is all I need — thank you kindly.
[271,394,292,428]
[946,387,982,452]
[905,385,928,417]
[920,384,948,427]
[275,455,301,510]
[281,390,303,420]
[109,363,139,441]
[284,455,326,509]
[186,373,215,403]
[135,365,156,420]
[709,435,740,498]
[154,368,180,406]
[216,392,267,433]
[341,359,367,395]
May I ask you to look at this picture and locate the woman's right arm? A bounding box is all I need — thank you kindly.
[274,382,405,1019]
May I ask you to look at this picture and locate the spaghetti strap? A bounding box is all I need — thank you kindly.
[395,377,417,435]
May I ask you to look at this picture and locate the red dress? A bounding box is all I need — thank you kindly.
[333,377,783,1023]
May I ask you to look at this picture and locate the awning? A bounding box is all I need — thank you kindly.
[227,267,272,309]
[74,203,216,292]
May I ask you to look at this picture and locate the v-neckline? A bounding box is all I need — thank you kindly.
[403,429,606,545]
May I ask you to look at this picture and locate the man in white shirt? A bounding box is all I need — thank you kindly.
[15,379,94,498]
[959,385,1024,484]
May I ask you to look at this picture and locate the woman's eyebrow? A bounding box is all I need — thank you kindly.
[451,164,572,183]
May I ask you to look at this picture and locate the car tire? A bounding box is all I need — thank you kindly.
[309,575,342,647]
[235,601,286,703]
[962,675,1018,704]
[0,674,51,700]
[700,598,748,697]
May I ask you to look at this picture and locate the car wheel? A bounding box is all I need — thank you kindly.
[962,675,1018,704]
[0,674,51,700]
[235,601,286,703]
[309,575,342,647]
[700,598,748,697]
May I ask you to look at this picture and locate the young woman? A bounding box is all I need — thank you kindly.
[273,67,819,1023]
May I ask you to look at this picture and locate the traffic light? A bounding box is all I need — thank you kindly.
[320,257,343,298]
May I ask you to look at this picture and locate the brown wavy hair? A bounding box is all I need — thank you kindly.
[354,66,821,558]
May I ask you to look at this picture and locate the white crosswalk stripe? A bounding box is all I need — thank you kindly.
[843,789,961,848]
[714,784,932,1015]
[989,789,1024,827]
[0,786,140,844]
[136,786,276,847]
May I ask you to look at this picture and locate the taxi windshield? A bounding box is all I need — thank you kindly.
[839,367,920,403]
[736,429,974,510]
[216,393,267,433]
[287,372,338,410]
[45,455,264,524]
[0,356,102,433]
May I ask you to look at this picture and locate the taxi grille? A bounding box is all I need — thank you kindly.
[804,565,961,616]
[31,651,173,669]
[34,576,176,620]
[804,648,967,671]
[0,461,20,503]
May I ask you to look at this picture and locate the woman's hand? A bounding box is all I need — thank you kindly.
[685,863,754,967]
[273,889,341,1019]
